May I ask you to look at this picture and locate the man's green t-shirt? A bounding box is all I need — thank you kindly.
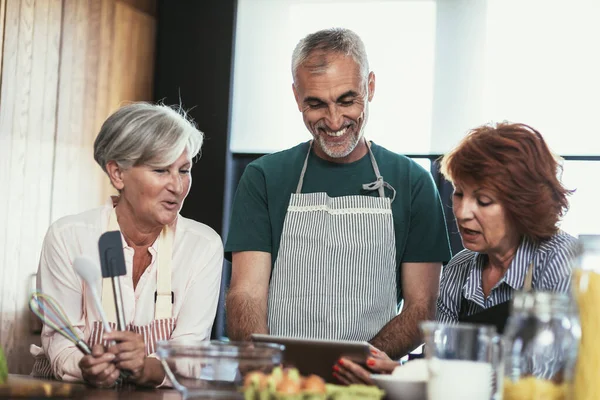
[225,141,451,300]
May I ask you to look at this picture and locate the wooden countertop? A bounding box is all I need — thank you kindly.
[2,374,182,399]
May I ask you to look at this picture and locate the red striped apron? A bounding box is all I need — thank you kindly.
[32,206,176,379]
[92,207,176,353]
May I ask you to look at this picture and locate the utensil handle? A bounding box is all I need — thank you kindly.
[76,340,92,355]
[111,277,127,331]
[119,370,132,380]
[76,326,133,382]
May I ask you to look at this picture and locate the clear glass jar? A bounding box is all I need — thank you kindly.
[503,291,580,400]
[572,235,600,400]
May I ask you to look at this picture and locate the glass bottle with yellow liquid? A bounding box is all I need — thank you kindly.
[503,291,579,400]
[572,235,600,400]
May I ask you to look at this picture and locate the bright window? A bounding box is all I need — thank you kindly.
[560,161,600,236]
[230,0,437,154]
[230,0,600,156]
[479,0,600,157]
[411,158,432,175]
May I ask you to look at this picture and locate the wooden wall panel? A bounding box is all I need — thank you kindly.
[53,0,157,219]
[0,0,157,374]
[51,0,106,221]
[93,0,116,140]
[119,0,156,17]
[0,0,63,374]
[101,0,156,201]
[0,0,6,84]
[134,7,156,101]
[51,0,118,221]
[0,1,26,367]
[110,2,156,108]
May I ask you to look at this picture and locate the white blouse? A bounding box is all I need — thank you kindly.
[31,199,224,381]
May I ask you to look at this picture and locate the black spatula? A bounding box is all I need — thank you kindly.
[99,230,127,331]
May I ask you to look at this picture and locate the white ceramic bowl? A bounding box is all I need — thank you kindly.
[371,374,427,400]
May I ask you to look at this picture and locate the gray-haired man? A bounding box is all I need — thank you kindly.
[225,28,450,377]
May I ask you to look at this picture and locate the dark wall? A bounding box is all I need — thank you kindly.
[430,160,464,256]
[154,0,236,237]
[153,0,237,339]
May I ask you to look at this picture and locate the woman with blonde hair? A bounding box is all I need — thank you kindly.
[31,103,223,388]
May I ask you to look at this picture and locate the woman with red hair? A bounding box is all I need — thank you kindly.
[334,122,578,384]
[436,122,577,333]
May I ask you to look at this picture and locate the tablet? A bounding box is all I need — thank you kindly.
[251,334,371,383]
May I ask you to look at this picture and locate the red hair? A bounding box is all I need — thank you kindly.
[440,122,572,241]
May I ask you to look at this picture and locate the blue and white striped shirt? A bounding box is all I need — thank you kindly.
[436,230,578,323]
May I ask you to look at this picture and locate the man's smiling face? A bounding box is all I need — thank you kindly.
[293,53,375,163]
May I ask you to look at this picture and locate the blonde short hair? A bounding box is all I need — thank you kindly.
[94,102,203,173]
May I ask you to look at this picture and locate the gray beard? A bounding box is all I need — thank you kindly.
[318,105,369,159]
[318,133,360,159]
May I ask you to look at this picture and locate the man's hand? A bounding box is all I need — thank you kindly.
[79,344,120,388]
[104,331,146,383]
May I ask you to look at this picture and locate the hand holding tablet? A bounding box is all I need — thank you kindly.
[251,334,371,383]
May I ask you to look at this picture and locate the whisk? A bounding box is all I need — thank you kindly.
[30,291,132,382]
[29,291,91,355]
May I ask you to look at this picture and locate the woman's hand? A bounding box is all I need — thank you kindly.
[104,331,147,384]
[366,347,401,374]
[334,347,399,385]
[79,344,120,388]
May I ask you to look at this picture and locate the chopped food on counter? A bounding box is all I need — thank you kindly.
[242,367,384,399]
[325,383,385,399]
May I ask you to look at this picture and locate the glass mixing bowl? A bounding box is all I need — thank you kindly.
[156,340,284,399]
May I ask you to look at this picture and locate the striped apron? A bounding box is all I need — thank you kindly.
[91,207,176,353]
[267,140,398,341]
[31,207,175,378]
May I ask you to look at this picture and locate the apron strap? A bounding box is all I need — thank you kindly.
[155,228,174,319]
[295,142,313,194]
[101,206,174,323]
[295,139,396,201]
[362,177,396,202]
[362,141,396,201]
